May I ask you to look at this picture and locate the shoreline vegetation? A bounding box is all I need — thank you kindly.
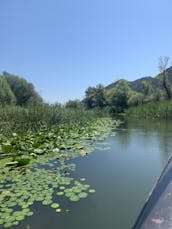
[0,105,109,135]
[125,100,172,119]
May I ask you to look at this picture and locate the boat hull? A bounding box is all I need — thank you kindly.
[133,157,172,229]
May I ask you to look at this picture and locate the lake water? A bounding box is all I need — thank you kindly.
[7,119,172,229]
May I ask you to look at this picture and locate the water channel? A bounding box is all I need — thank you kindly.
[4,119,172,229]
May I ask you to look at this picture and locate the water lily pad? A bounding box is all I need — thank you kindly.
[22,204,29,208]
[0,219,4,225]
[72,187,82,193]
[42,200,52,205]
[4,208,13,213]
[26,211,34,216]
[22,208,30,213]
[65,192,73,198]
[15,215,25,221]
[56,191,64,196]
[59,186,65,190]
[7,202,16,207]
[89,189,96,193]
[69,195,80,202]
[12,221,19,225]
[78,192,88,198]
[80,178,86,181]
[55,208,62,213]
[3,222,13,228]
[51,203,60,208]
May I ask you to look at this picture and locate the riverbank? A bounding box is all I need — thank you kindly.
[125,100,172,119]
[0,105,109,135]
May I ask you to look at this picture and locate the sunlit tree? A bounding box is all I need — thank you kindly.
[2,72,43,105]
[0,77,16,105]
[84,84,106,109]
[159,56,171,100]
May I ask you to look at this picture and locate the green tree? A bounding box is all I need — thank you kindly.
[65,99,82,109]
[159,56,171,100]
[142,81,152,96]
[127,91,144,106]
[84,84,106,109]
[106,80,132,113]
[0,77,16,105]
[2,72,43,105]
[108,88,128,113]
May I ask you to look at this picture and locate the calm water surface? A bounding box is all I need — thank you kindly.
[18,119,172,229]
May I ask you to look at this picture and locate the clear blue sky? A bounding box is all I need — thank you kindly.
[0,0,172,103]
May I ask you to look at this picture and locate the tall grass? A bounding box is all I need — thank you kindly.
[125,100,172,119]
[0,105,105,135]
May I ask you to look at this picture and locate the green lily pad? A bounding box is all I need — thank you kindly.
[56,191,64,196]
[55,208,62,213]
[80,178,86,181]
[3,222,13,228]
[89,189,96,193]
[12,221,19,225]
[0,219,4,225]
[22,208,30,213]
[26,211,34,216]
[59,186,65,190]
[78,192,88,198]
[51,203,60,208]
[15,215,25,221]
[69,195,80,202]
[42,200,52,205]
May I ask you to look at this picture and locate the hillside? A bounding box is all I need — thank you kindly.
[106,66,172,95]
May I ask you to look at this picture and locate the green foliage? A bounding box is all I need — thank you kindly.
[2,72,43,106]
[0,77,16,105]
[65,99,83,109]
[84,84,107,109]
[93,66,172,115]
[126,100,172,119]
[142,80,153,96]
[127,91,144,107]
[0,105,104,135]
[106,80,130,114]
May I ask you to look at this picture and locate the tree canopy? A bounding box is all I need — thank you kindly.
[83,84,106,109]
[0,77,16,106]
[1,72,43,106]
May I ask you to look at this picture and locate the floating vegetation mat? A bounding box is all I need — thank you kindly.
[0,118,120,228]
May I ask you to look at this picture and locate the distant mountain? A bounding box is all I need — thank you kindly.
[106,66,172,96]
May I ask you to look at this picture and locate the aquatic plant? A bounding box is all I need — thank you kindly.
[0,118,119,227]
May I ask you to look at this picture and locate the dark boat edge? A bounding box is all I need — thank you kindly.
[132,156,172,229]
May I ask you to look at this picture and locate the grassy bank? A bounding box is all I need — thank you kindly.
[125,100,172,119]
[0,105,108,135]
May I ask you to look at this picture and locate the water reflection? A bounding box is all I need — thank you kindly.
[125,119,172,164]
